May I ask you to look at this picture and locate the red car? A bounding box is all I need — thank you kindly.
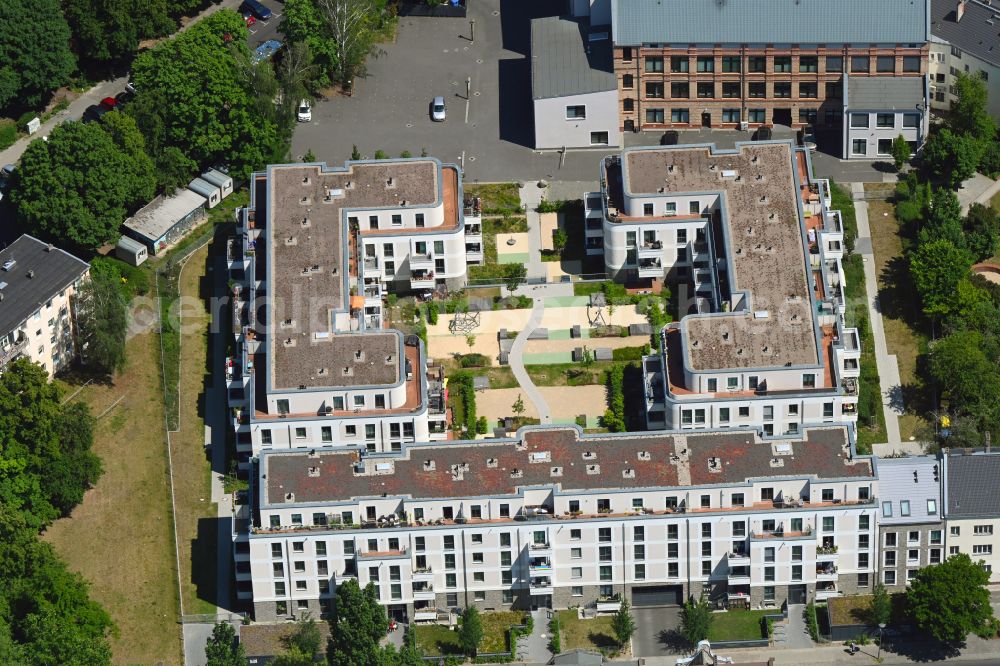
[243,13,256,27]
[99,97,117,110]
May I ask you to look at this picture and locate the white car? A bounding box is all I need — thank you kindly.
[431,96,446,122]
[297,99,311,122]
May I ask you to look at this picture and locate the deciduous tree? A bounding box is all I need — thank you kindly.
[76,271,129,376]
[0,0,76,113]
[909,239,974,319]
[62,0,174,66]
[612,599,636,649]
[458,606,483,656]
[928,330,1000,429]
[922,128,982,190]
[205,621,244,666]
[679,597,713,647]
[964,203,1000,261]
[327,579,391,666]
[907,553,995,643]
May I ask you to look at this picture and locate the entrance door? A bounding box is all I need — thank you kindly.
[788,584,807,604]
[387,604,408,622]
[701,112,711,128]
[772,108,793,126]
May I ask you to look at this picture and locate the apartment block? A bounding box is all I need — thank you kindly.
[0,235,89,377]
[930,0,1000,121]
[593,0,929,159]
[876,457,944,590]
[235,424,877,621]
[226,159,481,462]
[587,141,859,434]
[943,450,1000,583]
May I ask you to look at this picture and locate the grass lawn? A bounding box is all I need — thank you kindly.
[44,331,183,666]
[415,624,463,655]
[707,610,770,641]
[479,611,527,653]
[828,594,908,627]
[866,192,932,440]
[173,242,220,616]
[556,610,619,652]
[469,216,529,283]
[440,356,632,389]
[464,182,522,215]
[991,190,1000,213]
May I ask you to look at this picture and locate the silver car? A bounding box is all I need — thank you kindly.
[431,96,446,122]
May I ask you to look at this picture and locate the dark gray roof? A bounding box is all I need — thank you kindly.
[847,75,925,110]
[875,456,942,524]
[945,452,1000,518]
[0,235,88,336]
[611,0,929,46]
[931,0,1000,69]
[531,16,616,100]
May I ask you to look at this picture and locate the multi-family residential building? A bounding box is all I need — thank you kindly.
[0,235,89,378]
[942,449,1000,583]
[875,457,944,590]
[567,0,930,159]
[586,141,859,434]
[234,423,877,621]
[930,0,1000,120]
[226,158,481,463]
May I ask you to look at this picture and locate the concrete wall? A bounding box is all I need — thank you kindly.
[534,89,621,150]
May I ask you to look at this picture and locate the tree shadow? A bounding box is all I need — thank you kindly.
[876,255,921,324]
[586,629,619,650]
[657,628,690,652]
[888,635,963,663]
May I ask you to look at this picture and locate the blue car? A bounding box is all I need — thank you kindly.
[253,40,283,64]
[240,0,272,20]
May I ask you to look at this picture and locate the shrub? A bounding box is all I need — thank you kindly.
[476,416,489,434]
[0,120,17,151]
[805,603,821,642]
[602,365,626,431]
[548,614,561,654]
[612,346,647,361]
[460,353,489,368]
[427,300,440,324]
[374,149,389,159]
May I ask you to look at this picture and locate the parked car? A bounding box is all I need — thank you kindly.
[431,96,446,122]
[659,131,679,146]
[82,105,109,123]
[297,99,311,122]
[242,12,256,27]
[99,97,117,110]
[752,126,773,141]
[239,0,272,20]
[115,90,135,106]
[252,39,282,64]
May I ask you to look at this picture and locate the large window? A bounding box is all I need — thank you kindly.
[774,82,791,98]
[670,56,689,73]
[671,108,690,123]
[748,82,766,98]
[851,56,870,73]
[722,109,740,123]
[876,55,895,73]
[774,56,792,72]
[697,82,714,98]
[748,56,766,72]
[877,138,893,156]
[722,82,740,98]
[903,113,920,128]
[590,132,609,146]
[748,108,766,123]
[826,56,843,72]
[645,108,665,123]
[799,82,818,98]
[850,113,870,128]
[902,55,921,72]
[671,82,689,98]
[565,105,586,119]
[645,57,664,72]
[696,56,715,72]
[622,74,634,89]
[646,82,664,98]
[799,56,818,72]
[722,56,741,72]
[876,113,895,128]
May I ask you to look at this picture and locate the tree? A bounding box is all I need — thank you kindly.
[62,0,174,66]
[397,626,424,666]
[553,228,568,252]
[76,271,129,376]
[0,0,76,113]
[611,599,636,649]
[891,134,911,171]
[327,579,391,666]
[205,621,244,666]
[503,263,527,292]
[679,597,713,646]
[317,0,389,87]
[465,334,476,351]
[511,395,525,416]
[922,128,982,190]
[920,187,965,249]
[909,239,974,319]
[282,0,341,89]
[273,615,323,666]
[458,606,483,656]
[928,330,1000,429]
[907,553,995,643]
[870,583,891,627]
[950,72,997,143]
[11,120,156,251]
[351,144,362,160]
[964,203,1000,261]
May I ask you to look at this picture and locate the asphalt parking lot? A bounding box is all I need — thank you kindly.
[632,605,683,658]
[244,0,284,48]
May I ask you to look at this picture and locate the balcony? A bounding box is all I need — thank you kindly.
[412,567,434,582]
[412,584,435,601]
[596,595,622,613]
[727,585,751,602]
[638,240,663,258]
[728,566,751,584]
[363,257,379,273]
[528,542,552,557]
[816,565,838,581]
[528,558,552,573]
[465,243,483,261]
[410,270,435,290]
[727,551,750,566]
[358,547,408,560]
[413,608,444,622]
[465,223,482,238]
[0,334,29,368]
[637,258,663,278]
[816,547,838,561]
[751,525,814,540]
[529,577,553,595]
[409,252,434,270]
[815,585,840,601]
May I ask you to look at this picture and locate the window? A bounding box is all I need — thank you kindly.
[722,82,740,99]
[748,56,766,72]
[599,565,612,581]
[876,113,894,128]
[646,108,665,123]
[645,57,664,72]
[274,581,286,596]
[261,429,272,445]
[634,526,645,541]
[950,546,960,555]
[792,565,803,581]
[670,82,689,99]
[799,56,818,72]
[415,213,425,227]
[644,203,654,216]
[908,531,919,544]
[930,549,941,564]
[276,399,290,415]
[369,215,379,230]
[570,529,581,541]
[973,544,993,555]
[599,527,612,542]
[884,551,896,567]
[623,98,634,112]
[874,55,895,73]
[822,489,834,502]
[668,562,679,578]
[852,139,867,156]
[622,47,633,62]
[764,566,775,582]
[719,407,731,423]
[774,56,792,72]
[902,56,920,72]
[974,525,994,535]
[799,82,817,98]
[622,74,634,89]
[748,109,765,123]
[701,561,712,576]
[671,108,690,123]
[951,526,961,536]
[908,549,920,564]
[823,517,835,533]
[884,571,896,585]
[826,56,843,72]
[671,56,689,72]
[697,82,714,98]
[859,534,870,549]
[391,214,402,226]
[903,113,919,128]
[823,403,834,418]
[792,545,803,562]
[851,56,870,73]
[646,82,664,98]
[635,564,646,580]
[764,547,775,563]
[858,573,870,588]
[571,586,583,597]
[696,56,714,72]
[667,523,679,538]
[774,82,791,98]
[689,201,700,215]
[566,105,586,119]
[599,546,613,562]
[748,82,766,98]
[885,532,898,548]
[590,132,609,146]
[858,553,869,569]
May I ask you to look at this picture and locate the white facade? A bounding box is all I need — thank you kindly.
[945,518,1000,583]
[533,90,622,150]
[843,110,925,160]
[0,282,82,377]
[928,42,1000,119]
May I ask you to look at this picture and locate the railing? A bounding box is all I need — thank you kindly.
[0,337,29,367]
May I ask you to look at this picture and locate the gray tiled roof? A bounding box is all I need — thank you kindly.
[611,0,929,46]
[945,452,1000,518]
[847,76,926,110]
[531,16,616,100]
[0,235,89,337]
[932,0,1000,69]
[875,456,942,524]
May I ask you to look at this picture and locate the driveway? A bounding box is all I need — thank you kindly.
[632,606,683,658]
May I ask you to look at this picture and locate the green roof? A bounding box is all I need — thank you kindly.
[611,0,929,46]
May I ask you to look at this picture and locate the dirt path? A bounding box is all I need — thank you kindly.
[477,385,608,424]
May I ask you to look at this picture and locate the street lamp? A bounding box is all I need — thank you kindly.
[877,622,886,661]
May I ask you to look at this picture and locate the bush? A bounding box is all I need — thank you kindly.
[548,614,561,654]
[602,365,626,431]
[427,300,439,324]
[0,120,17,151]
[805,603,821,642]
[460,353,489,368]
[612,346,647,361]
[476,416,489,434]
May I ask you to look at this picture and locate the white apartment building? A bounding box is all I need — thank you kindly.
[226,159,480,462]
[589,142,859,435]
[0,235,89,378]
[943,450,1000,583]
[234,424,877,621]
[930,0,1000,121]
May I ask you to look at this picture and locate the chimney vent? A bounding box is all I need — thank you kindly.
[958,0,967,21]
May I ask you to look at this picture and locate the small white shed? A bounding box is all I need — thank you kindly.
[116,235,148,266]
[188,177,221,208]
[200,168,234,199]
